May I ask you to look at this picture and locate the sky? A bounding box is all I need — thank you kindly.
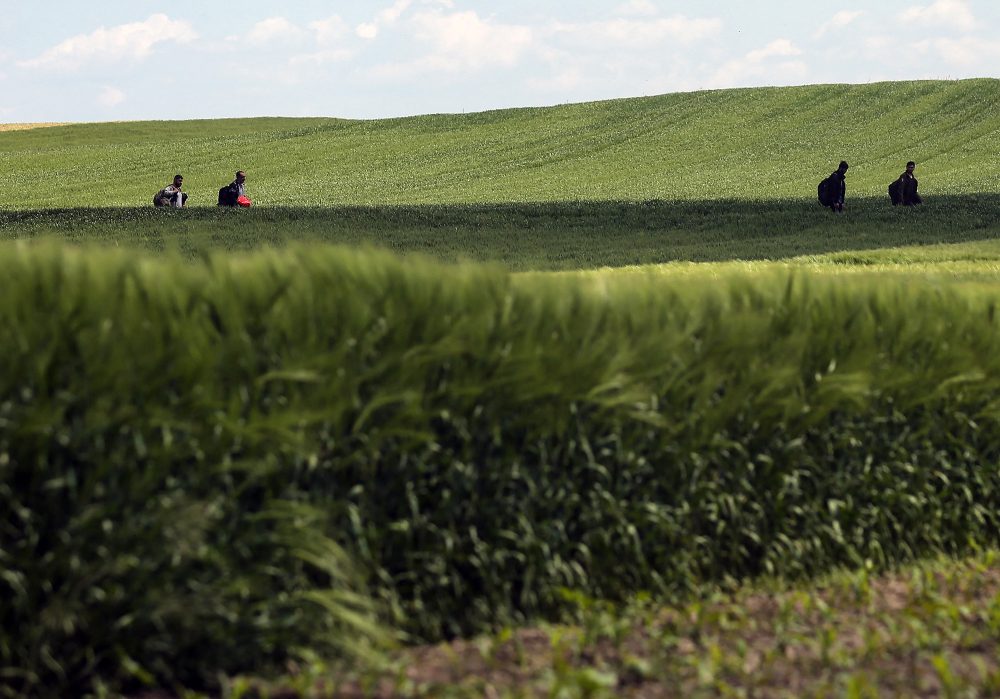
[2,0,1000,123]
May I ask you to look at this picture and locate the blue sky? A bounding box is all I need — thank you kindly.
[2,0,999,122]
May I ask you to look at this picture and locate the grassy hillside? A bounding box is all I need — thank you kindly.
[2,80,999,209]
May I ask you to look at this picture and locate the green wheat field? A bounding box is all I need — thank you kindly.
[4,79,1000,698]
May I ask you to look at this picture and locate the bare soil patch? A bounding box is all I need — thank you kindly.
[306,557,1000,698]
[0,122,68,132]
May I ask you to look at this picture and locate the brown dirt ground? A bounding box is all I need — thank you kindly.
[0,122,68,132]
[314,561,1000,698]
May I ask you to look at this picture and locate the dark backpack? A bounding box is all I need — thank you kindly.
[888,179,902,206]
[218,185,238,207]
[817,176,831,206]
[818,171,842,206]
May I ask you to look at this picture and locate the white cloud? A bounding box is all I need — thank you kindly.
[368,11,534,80]
[814,10,865,39]
[310,16,349,46]
[357,23,379,40]
[246,17,304,46]
[913,36,1000,66]
[356,0,413,40]
[527,65,586,92]
[616,0,659,17]
[901,0,976,31]
[863,35,893,53]
[97,86,126,108]
[856,30,1000,82]
[289,48,355,68]
[525,41,710,101]
[224,14,355,80]
[368,8,719,90]
[745,38,802,62]
[226,15,350,62]
[18,14,197,71]
[408,10,534,71]
[379,0,414,23]
[550,15,722,48]
[708,39,808,89]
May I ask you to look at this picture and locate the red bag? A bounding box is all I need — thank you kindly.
[236,195,252,208]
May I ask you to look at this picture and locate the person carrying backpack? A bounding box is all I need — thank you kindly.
[153,174,188,208]
[218,170,251,207]
[889,161,922,206]
[818,161,849,212]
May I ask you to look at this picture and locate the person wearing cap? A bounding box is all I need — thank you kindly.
[153,174,188,208]
[890,161,922,206]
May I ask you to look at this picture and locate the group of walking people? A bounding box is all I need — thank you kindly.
[818,160,923,212]
[153,170,251,208]
[154,163,922,212]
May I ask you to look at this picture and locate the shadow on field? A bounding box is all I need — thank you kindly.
[2,194,1000,271]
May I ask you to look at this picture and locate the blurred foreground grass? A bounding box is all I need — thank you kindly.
[5,243,1000,695]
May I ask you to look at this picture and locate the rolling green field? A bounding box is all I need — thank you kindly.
[4,80,1000,697]
[3,80,1000,211]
